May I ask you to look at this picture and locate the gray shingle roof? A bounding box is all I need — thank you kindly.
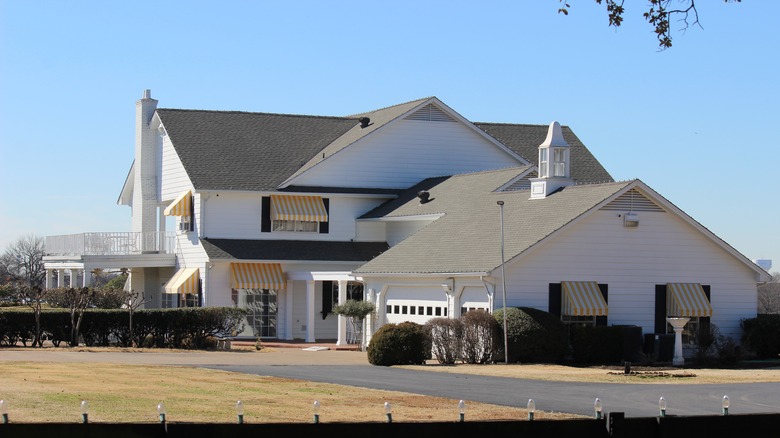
[157,109,358,191]
[202,238,389,262]
[475,123,613,184]
[156,100,613,192]
[354,168,633,274]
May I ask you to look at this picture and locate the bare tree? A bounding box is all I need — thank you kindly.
[124,290,149,347]
[758,273,780,314]
[17,285,47,347]
[65,287,93,347]
[1,235,46,288]
[558,0,742,49]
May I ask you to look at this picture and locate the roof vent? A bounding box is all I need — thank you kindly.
[417,190,431,204]
[359,117,371,128]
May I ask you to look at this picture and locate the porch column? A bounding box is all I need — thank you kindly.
[336,279,348,346]
[285,281,294,340]
[57,269,65,288]
[45,270,54,289]
[69,269,79,287]
[305,280,315,343]
[83,270,92,287]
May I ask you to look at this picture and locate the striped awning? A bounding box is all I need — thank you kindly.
[231,263,286,290]
[270,195,328,222]
[163,267,200,294]
[562,281,608,316]
[667,283,712,317]
[164,190,192,216]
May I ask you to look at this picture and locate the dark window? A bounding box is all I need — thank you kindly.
[410,306,416,315]
[402,305,408,314]
[426,307,433,316]
[386,305,391,314]
[435,307,441,316]
[394,305,400,314]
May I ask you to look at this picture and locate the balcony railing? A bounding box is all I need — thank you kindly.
[45,232,176,256]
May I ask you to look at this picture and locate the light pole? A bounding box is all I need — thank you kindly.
[497,200,509,364]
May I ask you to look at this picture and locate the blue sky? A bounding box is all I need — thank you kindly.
[0,1,777,272]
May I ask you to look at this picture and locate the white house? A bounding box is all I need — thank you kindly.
[44,90,771,348]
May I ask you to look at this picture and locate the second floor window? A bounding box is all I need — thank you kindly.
[272,220,319,232]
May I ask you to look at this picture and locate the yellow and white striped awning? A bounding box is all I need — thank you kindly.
[270,195,328,222]
[230,263,286,290]
[562,281,608,316]
[164,190,192,217]
[667,283,711,317]
[163,267,200,294]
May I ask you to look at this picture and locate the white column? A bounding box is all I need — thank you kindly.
[57,270,65,288]
[45,270,53,289]
[306,280,316,343]
[336,279,348,345]
[285,281,294,340]
[83,270,92,287]
[69,269,79,287]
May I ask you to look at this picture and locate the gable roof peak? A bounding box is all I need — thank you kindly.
[347,97,436,118]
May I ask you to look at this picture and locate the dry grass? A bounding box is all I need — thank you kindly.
[0,362,578,423]
[399,362,780,384]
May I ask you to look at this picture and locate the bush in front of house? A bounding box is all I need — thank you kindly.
[493,307,568,363]
[570,325,624,364]
[368,321,429,366]
[741,314,780,359]
[425,317,463,365]
[461,309,501,364]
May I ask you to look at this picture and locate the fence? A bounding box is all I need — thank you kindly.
[3,413,779,438]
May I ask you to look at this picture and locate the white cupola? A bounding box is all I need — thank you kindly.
[529,121,574,199]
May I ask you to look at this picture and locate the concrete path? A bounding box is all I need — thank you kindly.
[3,348,779,418]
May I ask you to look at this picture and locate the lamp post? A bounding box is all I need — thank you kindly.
[458,400,466,422]
[594,398,603,420]
[384,402,392,423]
[236,400,244,424]
[497,200,509,364]
[312,400,320,424]
[722,395,729,416]
[527,399,535,421]
[80,400,89,424]
[157,402,166,424]
[659,397,667,418]
[1,399,8,424]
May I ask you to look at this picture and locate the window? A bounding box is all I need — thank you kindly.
[539,148,549,178]
[242,289,277,338]
[272,220,319,232]
[553,148,567,177]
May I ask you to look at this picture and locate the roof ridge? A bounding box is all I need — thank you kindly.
[157,107,356,121]
[346,96,434,117]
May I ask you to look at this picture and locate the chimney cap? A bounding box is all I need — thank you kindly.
[143,89,152,99]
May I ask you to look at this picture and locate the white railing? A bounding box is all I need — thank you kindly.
[45,232,176,256]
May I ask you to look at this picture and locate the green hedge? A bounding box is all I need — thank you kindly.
[570,325,624,364]
[0,307,246,349]
[367,321,429,366]
[493,307,568,363]
[741,314,780,358]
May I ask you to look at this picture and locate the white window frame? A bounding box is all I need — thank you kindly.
[272,219,319,233]
[539,148,549,178]
[553,148,567,177]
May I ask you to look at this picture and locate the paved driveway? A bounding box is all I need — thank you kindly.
[3,348,779,417]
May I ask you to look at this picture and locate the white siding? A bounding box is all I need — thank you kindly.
[497,209,758,340]
[291,119,522,189]
[461,286,490,310]
[159,134,193,202]
[202,191,388,241]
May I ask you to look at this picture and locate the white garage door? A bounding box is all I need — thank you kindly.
[385,286,447,324]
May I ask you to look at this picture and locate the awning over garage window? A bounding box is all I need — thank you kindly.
[270,195,328,222]
[163,267,200,294]
[562,281,608,316]
[667,283,712,317]
[231,263,286,290]
[164,190,192,216]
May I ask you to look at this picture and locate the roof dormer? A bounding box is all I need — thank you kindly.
[530,121,574,199]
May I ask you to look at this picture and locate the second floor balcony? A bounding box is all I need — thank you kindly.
[45,232,176,256]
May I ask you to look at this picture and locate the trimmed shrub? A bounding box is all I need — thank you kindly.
[493,307,567,363]
[570,325,623,364]
[425,317,463,365]
[367,322,429,366]
[461,310,501,364]
[741,314,780,359]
